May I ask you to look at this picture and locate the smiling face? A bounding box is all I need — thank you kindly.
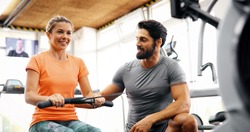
[136,28,157,59]
[46,22,73,51]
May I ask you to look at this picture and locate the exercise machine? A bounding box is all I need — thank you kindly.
[37,97,114,108]
[170,0,250,131]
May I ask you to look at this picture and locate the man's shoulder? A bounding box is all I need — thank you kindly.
[161,56,178,65]
[8,50,16,54]
[7,50,16,56]
[124,59,140,70]
[22,51,29,57]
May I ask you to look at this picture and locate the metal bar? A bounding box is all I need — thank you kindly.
[188,4,220,28]
[3,0,32,26]
[190,87,220,98]
[197,0,219,76]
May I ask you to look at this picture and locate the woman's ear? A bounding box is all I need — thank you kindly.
[46,32,51,39]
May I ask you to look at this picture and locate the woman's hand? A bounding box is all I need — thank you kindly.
[47,93,65,107]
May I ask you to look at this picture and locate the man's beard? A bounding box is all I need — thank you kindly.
[136,42,156,59]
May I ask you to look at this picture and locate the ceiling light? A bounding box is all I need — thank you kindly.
[0,0,12,16]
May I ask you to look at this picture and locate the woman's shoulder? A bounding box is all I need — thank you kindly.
[67,54,85,65]
[32,51,48,59]
[67,54,81,61]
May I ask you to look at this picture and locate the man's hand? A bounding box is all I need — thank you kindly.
[92,92,105,108]
[130,117,153,132]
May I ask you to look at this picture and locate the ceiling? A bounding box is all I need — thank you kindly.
[0,0,153,31]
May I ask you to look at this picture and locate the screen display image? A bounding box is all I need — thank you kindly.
[5,37,38,58]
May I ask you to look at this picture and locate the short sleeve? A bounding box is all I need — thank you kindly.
[78,58,89,79]
[168,61,186,85]
[26,56,40,74]
[112,65,125,89]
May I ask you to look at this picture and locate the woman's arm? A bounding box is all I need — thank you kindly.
[25,70,49,106]
[25,69,64,107]
[75,76,105,108]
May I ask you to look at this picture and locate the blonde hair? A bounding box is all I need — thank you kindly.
[45,15,74,33]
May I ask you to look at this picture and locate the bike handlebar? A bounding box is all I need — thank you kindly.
[37,97,114,109]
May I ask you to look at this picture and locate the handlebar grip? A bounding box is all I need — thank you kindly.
[37,98,114,108]
[37,100,53,109]
[102,100,114,107]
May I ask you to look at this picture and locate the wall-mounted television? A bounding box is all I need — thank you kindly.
[5,37,38,58]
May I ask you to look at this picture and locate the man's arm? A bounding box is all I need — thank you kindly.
[100,84,124,101]
[147,83,190,122]
[75,76,105,108]
[130,83,190,131]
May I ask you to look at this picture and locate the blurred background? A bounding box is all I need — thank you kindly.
[0,0,229,131]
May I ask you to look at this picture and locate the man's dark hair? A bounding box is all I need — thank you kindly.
[138,20,167,47]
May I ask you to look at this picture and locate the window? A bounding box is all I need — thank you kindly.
[97,44,122,89]
[149,0,172,23]
[116,8,145,37]
[97,25,119,49]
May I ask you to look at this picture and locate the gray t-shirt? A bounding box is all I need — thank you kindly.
[112,56,186,131]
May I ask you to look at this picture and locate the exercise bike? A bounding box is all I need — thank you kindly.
[192,111,226,132]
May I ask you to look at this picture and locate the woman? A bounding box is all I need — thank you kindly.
[25,15,104,132]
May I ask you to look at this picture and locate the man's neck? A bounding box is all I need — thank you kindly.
[141,54,161,69]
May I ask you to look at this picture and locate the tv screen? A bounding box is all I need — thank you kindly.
[5,37,38,58]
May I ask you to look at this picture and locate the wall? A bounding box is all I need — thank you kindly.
[72,27,98,89]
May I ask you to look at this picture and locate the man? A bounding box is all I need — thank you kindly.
[100,20,198,132]
[7,38,29,57]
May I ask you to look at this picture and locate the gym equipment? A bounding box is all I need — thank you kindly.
[170,0,250,131]
[0,79,24,94]
[161,35,180,61]
[192,111,226,132]
[215,0,250,131]
[37,97,114,109]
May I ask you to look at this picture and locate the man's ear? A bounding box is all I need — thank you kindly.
[156,38,162,47]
